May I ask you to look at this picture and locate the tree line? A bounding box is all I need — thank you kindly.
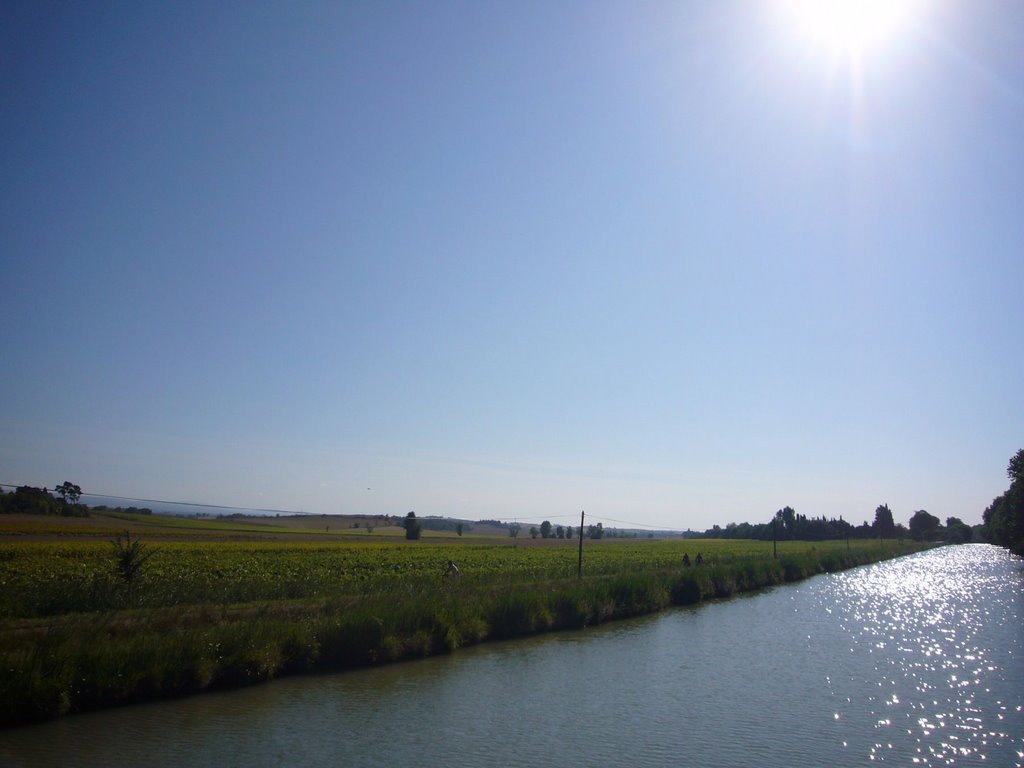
[690,502,977,545]
[0,483,90,517]
[526,520,602,540]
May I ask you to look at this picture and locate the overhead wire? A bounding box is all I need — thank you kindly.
[1,483,685,531]
[0,484,300,515]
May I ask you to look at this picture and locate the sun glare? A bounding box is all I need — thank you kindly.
[785,0,920,56]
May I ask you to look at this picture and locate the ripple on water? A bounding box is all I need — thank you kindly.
[820,545,1023,766]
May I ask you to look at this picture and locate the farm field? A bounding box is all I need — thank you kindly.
[0,534,860,619]
[0,511,932,727]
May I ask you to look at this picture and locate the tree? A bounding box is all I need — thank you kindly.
[779,506,796,537]
[529,526,539,539]
[587,522,604,539]
[873,504,895,540]
[945,517,972,544]
[908,509,940,541]
[111,530,157,607]
[0,486,60,515]
[1008,449,1024,484]
[403,511,422,540]
[456,523,463,536]
[508,523,521,539]
[555,525,564,539]
[984,449,1024,554]
[540,520,552,539]
[54,481,82,505]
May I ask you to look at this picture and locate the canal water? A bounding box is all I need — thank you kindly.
[1,544,1021,767]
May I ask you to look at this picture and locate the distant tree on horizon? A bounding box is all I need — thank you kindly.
[945,516,972,544]
[873,504,896,541]
[54,481,82,505]
[403,511,422,541]
[908,509,940,541]
[780,506,796,537]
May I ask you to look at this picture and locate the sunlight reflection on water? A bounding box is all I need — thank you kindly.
[817,545,1023,766]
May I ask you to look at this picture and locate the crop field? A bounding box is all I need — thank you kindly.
[0,529,878,620]
[0,512,931,727]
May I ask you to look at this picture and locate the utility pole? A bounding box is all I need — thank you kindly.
[577,510,585,578]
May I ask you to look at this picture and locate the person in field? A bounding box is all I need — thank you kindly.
[695,552,704,565]
[682,553,691,567]
[445,560,461,577]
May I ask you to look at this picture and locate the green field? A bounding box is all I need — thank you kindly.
[0,536,861,619]
[0,512,932,727]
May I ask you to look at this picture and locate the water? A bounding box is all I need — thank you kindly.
[2,544,1021,767]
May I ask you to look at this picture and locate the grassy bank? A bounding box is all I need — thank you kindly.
[0,531,930,727]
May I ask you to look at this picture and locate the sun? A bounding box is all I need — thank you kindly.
[784,0,921,57]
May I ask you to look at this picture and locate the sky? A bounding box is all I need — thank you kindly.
[1,1,1021,531]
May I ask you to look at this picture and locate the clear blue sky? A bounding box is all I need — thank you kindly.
[2,1,1021,530]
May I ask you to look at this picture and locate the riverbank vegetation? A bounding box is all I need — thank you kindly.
[0,513,933,728]
[983,449,1024,556]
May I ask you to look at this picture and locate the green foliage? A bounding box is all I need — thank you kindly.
[0,486,60,516]
[984,449,1024,554]
[776,506,797,537]
[0,538,919,620]
[0,485,90,518]
[111,531,157,606]
[945,517,972,544]
[53,482,82,505]
[908,510,941,541]
[1008,449,1024,484]
[403,511,422,541]
[873,504,895,539]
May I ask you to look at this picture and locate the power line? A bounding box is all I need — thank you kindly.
[590,515,679,530]
[0,484,301,515]
[492,513,580,523]
[484,512,683,531]
[1,482,685,530]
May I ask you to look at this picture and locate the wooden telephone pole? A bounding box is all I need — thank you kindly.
[577,510,585,578]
